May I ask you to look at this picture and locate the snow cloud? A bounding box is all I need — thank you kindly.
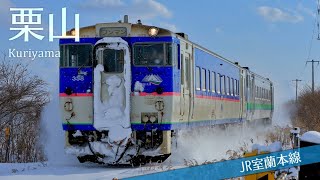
[257,6,303,23]
[80,0,172,20]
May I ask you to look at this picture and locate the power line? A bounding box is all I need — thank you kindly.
[307,14,317,61]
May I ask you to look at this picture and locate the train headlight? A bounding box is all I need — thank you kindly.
[148,27,159,37]
[142,115,149,123]
[71,30,76,36]
[150,115,157,123]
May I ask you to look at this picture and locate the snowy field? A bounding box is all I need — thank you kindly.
[0,117,272,180]
[0,95,290,180]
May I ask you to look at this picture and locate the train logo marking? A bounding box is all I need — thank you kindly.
[142,74,163,85]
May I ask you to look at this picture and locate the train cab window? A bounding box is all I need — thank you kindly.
[60,44,93,67]
[212,72,216,92]
[196,67,200,90]
[133,43,174,66]
[201,68,206,91]
[102,49,124,73]
[217,73,221,94]
[166,44,174,66]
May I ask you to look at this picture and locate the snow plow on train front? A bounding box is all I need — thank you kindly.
[59,16,274,165]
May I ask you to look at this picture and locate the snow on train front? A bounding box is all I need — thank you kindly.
[59,37,137,164]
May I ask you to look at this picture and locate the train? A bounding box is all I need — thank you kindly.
[59,15,274,165]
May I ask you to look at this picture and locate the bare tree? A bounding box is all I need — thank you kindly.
[290,86,320,132]
[0,56,49,163]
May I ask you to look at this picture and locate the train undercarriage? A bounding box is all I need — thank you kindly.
[65,129,172,166]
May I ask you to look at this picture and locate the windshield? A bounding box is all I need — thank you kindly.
[133,43,174,66]
[102,49,124,73]
[60,44,93,67]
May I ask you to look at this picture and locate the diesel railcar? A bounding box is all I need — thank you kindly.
[59,16,274,165]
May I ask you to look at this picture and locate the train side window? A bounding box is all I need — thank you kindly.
[266,89,268,100]
[196,66,200,90]
[221,75,225,95]
[259,87,261,99]
[234,80,237,96]
[201,68,206,91]
[212,72,216,92]
[234,80,236,96]
[208,71,211,91]
[226,76,230,95]
[217,73,221,94]
[235,80,238,96]
[231,78,234,96]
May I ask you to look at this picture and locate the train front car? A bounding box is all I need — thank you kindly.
[59,17,274,165]
[59,21,176,165]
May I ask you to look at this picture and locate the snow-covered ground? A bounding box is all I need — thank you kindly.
[0,162,140,180]
[0,89,285,179]
[0,116,272,179]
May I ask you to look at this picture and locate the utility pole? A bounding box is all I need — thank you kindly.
[306,60,319,93]
[292,79,302,102]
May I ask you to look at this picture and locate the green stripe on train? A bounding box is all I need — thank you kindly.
[246,103,273,110]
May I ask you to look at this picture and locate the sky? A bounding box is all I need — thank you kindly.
[0,0,320,118]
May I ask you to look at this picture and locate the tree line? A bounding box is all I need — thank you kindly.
[0,56,49,163]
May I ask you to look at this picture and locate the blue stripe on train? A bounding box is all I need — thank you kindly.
[62,118,244,131]
[60,68,93,94]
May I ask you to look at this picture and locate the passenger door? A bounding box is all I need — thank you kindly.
[180,52,192,122]
[240,70,246,120]
[93,38,131,130]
